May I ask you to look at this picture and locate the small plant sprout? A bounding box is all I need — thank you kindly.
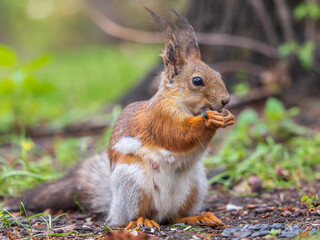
[301,194,320,208]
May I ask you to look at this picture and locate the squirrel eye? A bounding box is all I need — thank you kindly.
[192,76,204,86]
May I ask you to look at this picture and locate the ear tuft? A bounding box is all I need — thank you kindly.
[146,8,200,81]
[145,7,174,44]
[171,8,201,60]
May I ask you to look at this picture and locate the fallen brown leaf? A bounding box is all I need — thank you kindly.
[247,204,257,209]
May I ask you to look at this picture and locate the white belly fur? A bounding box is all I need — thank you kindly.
[136,146,207,222]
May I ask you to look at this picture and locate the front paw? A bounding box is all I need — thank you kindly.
[202,109,235,129]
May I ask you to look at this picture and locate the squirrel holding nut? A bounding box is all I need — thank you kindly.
[4,9,235,229]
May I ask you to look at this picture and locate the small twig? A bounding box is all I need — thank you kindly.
[228,87,275,109]
[273,0,295,42]
[83,2,161,43]
[249,0,279,46]
[196,33,278,58]
[83,3,278,58]
[211,61,267,76]
[27,119,112,138]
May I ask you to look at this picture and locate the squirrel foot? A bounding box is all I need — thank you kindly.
[203,109,235,129]
[125,216,160,230]
[175,212,224,227]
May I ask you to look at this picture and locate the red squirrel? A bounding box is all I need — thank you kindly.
[4,9,235,229]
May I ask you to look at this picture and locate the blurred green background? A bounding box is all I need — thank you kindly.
[0,0,188,133]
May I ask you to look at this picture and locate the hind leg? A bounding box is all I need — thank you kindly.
[106,163,160,229]
[106,164,141,226]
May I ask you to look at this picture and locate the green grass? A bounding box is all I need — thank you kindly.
[39,44,159,129]
[0,43,159,133]
[0,203,101,239]
[0,136,61,196]
[0,104,121,197]
[38,44,159,109]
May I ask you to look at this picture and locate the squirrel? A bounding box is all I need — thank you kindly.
[4,9,235,229]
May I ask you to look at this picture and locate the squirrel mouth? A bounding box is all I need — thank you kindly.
[202,106,223,112]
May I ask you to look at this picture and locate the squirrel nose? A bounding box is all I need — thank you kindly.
[221,96,230,106]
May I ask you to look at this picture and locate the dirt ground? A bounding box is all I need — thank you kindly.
[1,180,320,240]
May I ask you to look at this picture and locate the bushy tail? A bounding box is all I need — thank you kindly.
[3,153,112,214]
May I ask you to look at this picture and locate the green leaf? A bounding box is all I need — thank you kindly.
[301,195,309,202]
[309,4,320,19]
[0,44,16,67]
[237,109,258,126]
[232,81,250,96]
[264,97,285,120]
[23,55,51,71]
[0,79,15,95]
[278,42,298,58]
[294,4,308,20]
[286,107,300,118]
[294,2,320,20]
[22,77,53,95]
[298,41,315,70]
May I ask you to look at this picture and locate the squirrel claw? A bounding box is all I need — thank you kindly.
[125,217,160,230]
[175,212,224,227]
[202,109,208,119]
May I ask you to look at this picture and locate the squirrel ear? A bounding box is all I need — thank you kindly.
[161,39,185,81]
[185,42,201,60]
[146,7,185,81]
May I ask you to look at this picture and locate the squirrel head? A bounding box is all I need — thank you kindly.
[147,8,230,116]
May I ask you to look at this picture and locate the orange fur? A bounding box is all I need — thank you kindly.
[138,191,153,218]
[108,96,219,167]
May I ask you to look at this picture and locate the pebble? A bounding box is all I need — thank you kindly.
[221,222,306,239]
[221,228,232,237]
[230,226,242,232]
[243,224,251,230]
[53,229,64,234]
[240,230,252,238]
[312,220,320,226]
[251,230,270,237]
[271,223,285,229]
[226,203,243,211]
[173,223,186,226]
[252,224,262,230]
[81,225,92,231]
[278,231,299,238]
[260,224,270,231]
